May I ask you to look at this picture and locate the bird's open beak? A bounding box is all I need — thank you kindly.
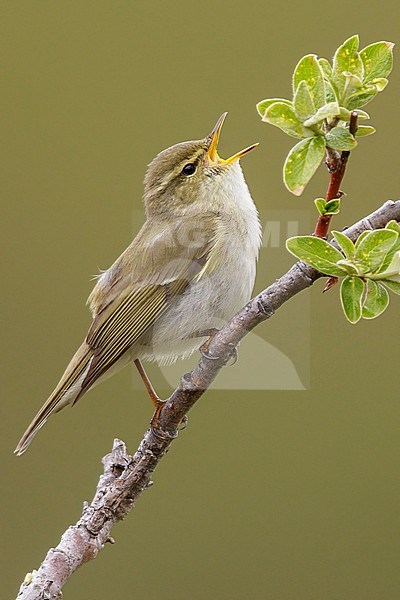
[206,113,259,165]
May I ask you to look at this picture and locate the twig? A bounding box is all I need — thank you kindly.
[16,200,400,600]
[314,111,359,239]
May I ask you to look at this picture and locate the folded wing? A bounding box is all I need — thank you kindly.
[15,215,218,454]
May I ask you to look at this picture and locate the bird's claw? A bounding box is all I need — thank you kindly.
[227,343,238,366]
[199,335,219,360]
[199,336,239,365]
[179,415,188,430]
[150,400,187,440]
[151,423,179,441]
[199,344,220,360]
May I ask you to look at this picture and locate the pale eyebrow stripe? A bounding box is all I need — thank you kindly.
[155,147,205,193]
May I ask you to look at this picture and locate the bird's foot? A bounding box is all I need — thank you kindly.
[196,328,220,360]
[198,330,238,365]
[134,358,180,439]
[227,342,238,366]
[150,399,177,440]
[179,415,188,430]
[150,400,187,440]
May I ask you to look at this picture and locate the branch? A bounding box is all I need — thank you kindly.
[17,200,400,599]
[313,111,359,239]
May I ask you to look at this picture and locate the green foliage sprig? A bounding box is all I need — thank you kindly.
[257,36,394,196]
[286,221,400,322]
[257,35,397,324]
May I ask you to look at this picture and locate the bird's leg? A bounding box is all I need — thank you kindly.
[133,359,187,436]
[190,328,238,364]
[134,359,165,428]
[134,358,160,406]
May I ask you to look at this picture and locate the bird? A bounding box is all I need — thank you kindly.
[15,113,261,455]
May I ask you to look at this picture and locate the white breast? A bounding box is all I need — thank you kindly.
[136,162,261,365]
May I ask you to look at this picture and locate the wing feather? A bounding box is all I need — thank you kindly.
[78,215,218,396]
[16,214,220,455]
[14,342,93,455]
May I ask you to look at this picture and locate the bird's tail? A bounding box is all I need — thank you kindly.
[15,341,93,456]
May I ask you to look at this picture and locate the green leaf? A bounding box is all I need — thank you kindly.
[355,230,372,249]
[382,280,400,295]
[355,229,398,273]
[332,230,355,258]
[293,81,316,122]
[318,58,332,78]
[303,102,340,127]
[371,77,388,92]
[257,98,292,118]
[340,276,364,323]
[371,251,400,280]
[360,41,394,83]
[362,280,389,319]
[324,80,338,104]
[286,236,348,275]
[314,198,327,215]
[338,107,370,121]
[386,274,400,283]
[314,198,341,216]
[347,88,378,110]
[385,252,400,278]
[332,35,363,98]
[355,126,375,137]
[283,137,326,196]
[325,126,357,150]
[373,223,400,273]
[324,199,341,214]
[343,71,363,89]
[293,54,326,109]
[354,109,370,119]
[263,102,311,138]
[386,251,400,276]
[385,220,400,235]
[336,259,361,275]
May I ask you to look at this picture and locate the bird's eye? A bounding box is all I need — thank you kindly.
[181,163,197,176]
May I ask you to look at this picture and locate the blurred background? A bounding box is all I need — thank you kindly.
[2,2,399,598]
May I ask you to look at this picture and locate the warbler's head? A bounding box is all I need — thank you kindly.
[143,113,258,216]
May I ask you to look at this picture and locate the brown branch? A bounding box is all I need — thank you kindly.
[16,200,400,600]
[314,111,359,239]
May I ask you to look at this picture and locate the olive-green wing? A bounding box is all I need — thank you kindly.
[78,215,219,396]
[15,214,221,455]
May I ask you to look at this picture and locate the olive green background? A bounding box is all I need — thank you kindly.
[2,2,400,599]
